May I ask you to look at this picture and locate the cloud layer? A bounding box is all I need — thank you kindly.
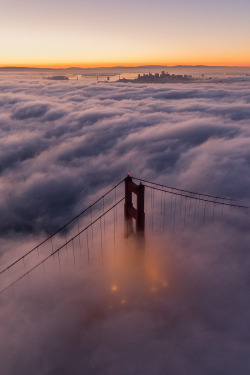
[0,72,250,375]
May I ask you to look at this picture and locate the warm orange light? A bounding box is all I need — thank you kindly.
[1,59,250,69]
[162,281,168,288]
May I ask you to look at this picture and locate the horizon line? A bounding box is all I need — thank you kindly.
[1,64,250,70]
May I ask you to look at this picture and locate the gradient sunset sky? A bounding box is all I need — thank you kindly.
[1,0,250,67]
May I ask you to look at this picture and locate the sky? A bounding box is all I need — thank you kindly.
[1,0,250,67]
[0,72,250,374]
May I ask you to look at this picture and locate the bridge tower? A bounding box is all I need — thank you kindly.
[124,175,145,237]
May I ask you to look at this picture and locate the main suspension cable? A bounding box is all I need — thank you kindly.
[0,197,125,295]
[0,178,125,276]
[131,176,238,202]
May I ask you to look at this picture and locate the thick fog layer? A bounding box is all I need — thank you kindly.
[0,73,250,374]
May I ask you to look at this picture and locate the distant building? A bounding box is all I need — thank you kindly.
[47,75,69,81]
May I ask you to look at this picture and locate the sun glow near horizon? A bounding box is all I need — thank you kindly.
[1,0,250,68]
[2,55,250,70]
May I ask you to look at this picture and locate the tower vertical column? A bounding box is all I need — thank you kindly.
[124,176,133,237]
[136,183,145,234]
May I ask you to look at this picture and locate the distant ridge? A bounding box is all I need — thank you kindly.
[0,65,247,71]
[0,66,54,70]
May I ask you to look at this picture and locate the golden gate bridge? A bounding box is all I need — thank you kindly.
[1,175,249,296]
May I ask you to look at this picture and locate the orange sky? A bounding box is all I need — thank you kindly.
[1,0,250,68]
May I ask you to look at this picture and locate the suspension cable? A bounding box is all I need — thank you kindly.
[131,176,238,202]
[0,197,125,295]
[0,178,125,276]
[143,184,249,209]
